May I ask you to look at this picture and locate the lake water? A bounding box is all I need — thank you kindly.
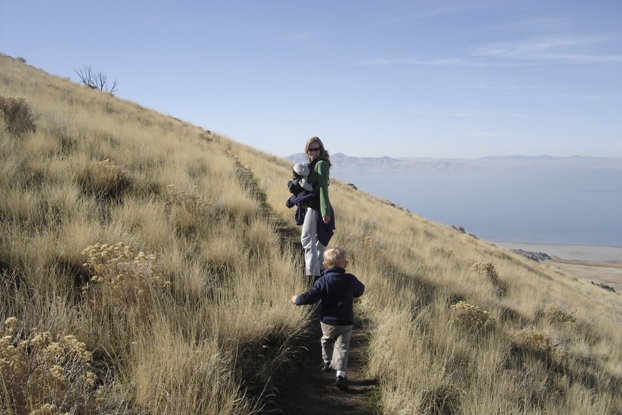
[332,169,622,247]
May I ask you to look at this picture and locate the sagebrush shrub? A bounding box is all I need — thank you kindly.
[512,326,555,356]
[471,262,499,282]
[471,262,508,296]
[450,301,496,331]
[542,304,576,324]
[79,159,133,199]
[82,242,171,310]
[0,95,36,136]
[0,317,98,414]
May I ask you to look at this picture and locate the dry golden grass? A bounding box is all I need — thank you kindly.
[0,54,307,414]
[2,52,622,415]
[216,133,622,414]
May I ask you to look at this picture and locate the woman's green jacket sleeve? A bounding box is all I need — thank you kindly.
[313,160,331,217]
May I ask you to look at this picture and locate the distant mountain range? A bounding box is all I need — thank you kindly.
[285,153,622,172]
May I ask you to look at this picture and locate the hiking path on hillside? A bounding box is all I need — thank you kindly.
[235,161,380,414]
[261,308,378,414]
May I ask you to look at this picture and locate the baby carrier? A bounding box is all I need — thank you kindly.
[285,159,322,210]
[287,162,314,197]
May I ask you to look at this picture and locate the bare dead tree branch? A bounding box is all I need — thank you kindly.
[109,79,117,94]
[74,65,117,93]
[75,65,96,88]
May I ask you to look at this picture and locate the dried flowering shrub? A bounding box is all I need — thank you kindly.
[450,301,496,331]
[471,262,499,282]
[82,242,171,310]
[471,262,508,297]
[0,317,98,414]
[542,303,576,324]
[512,326,556,358]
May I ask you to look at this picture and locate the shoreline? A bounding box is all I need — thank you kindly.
[491,241,622,262]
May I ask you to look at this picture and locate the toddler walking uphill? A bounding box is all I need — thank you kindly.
[291,247,365,391]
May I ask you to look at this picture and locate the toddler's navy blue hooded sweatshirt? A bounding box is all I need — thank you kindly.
[295,266,365,326]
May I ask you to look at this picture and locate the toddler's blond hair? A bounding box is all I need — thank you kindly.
[324,247,347,268]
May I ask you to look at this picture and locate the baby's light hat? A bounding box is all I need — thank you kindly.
[293,163,310,177]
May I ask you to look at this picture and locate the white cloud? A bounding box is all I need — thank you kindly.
[400,57,466,66]
[256,27,312,42]
[374,1,497,25]
[469,82,553,91]
[404,105,527,120]
[482,17,570,33]
[471,36,622,63]
[280,31,312,42]
[397,57,540,68]
[353,58,393,66]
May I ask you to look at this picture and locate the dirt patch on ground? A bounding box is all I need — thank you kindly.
[492,241,622,294]
[260,308,379,414]
[548,259,622,293]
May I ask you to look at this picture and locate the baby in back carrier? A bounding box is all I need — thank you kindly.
[287,163,313,197]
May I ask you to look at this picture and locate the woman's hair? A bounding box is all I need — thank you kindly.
[324,247,347,267]
[305,136,331,166]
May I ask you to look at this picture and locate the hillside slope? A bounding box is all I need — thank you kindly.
[2,54,621,414]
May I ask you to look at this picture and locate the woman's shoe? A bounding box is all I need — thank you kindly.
[335,376,348,391]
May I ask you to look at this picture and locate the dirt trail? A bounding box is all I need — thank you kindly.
[261,309,378,414]
[234,161,379,414]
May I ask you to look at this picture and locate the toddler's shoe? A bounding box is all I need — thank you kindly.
[335,376,348,391]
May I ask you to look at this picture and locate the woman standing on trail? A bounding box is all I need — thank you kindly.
[301,136,335,284]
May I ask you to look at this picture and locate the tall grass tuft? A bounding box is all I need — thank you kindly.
[77,159,134,200]
[0,95,36,136]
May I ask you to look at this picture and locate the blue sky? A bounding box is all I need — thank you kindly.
[2,0,621,159]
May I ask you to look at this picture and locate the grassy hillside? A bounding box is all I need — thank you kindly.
[2,53,621,414]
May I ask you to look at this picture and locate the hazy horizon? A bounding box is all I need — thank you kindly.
[290,152,622,160]
[285,152,622,172]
